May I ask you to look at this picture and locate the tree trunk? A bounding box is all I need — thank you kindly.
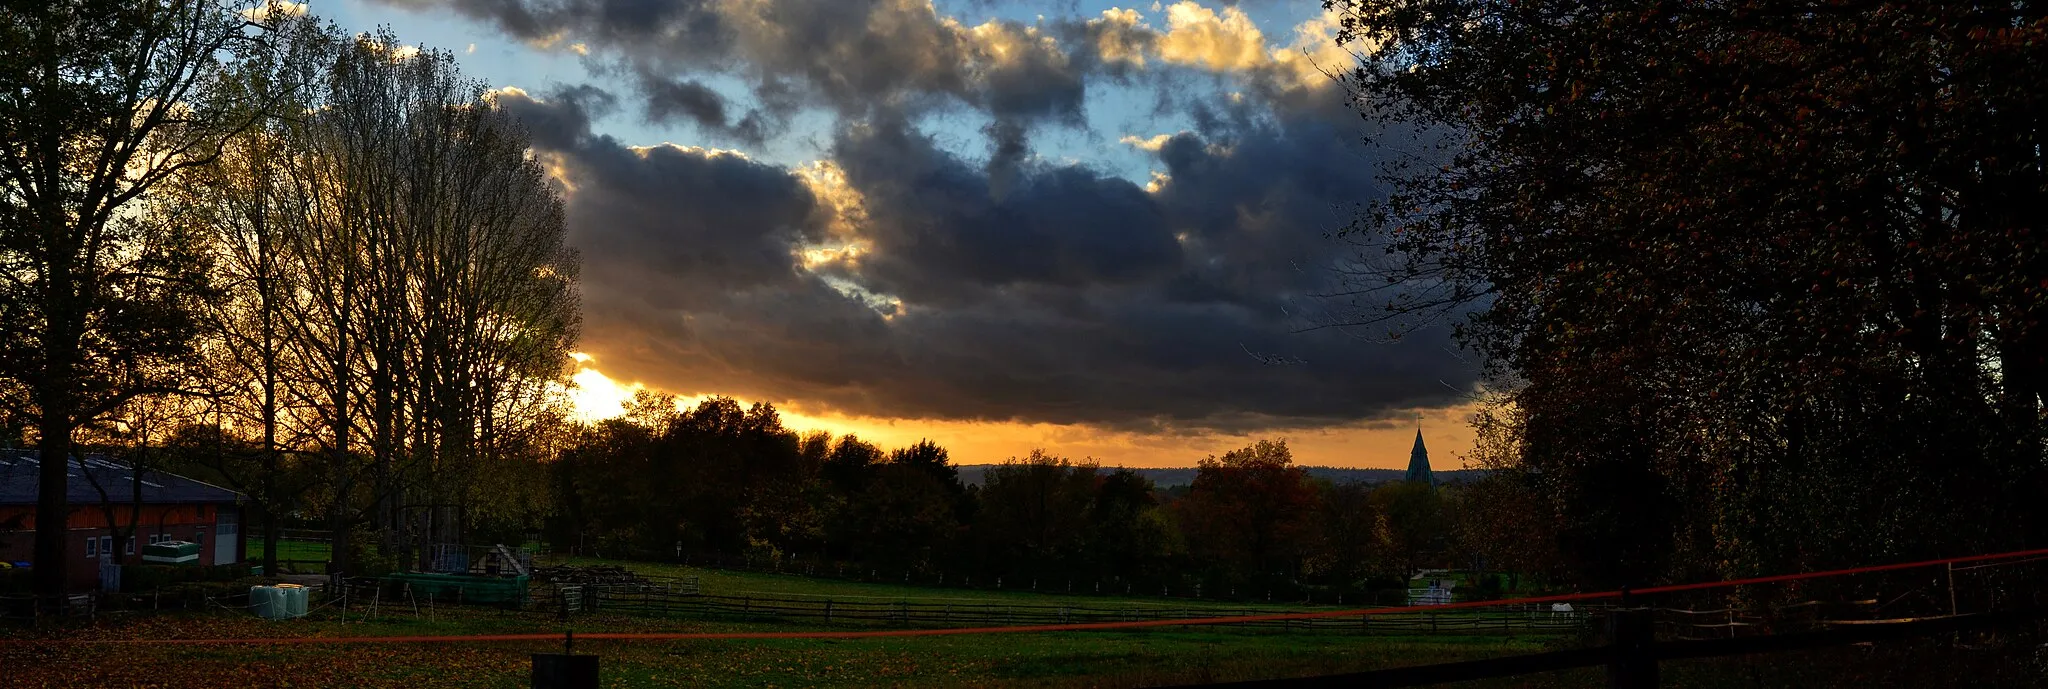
[33,414,74,605]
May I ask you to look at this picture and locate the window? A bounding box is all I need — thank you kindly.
[124,537,133,555]
[85,536,97,558]
[193,531,204,547]
[100,536,112,558]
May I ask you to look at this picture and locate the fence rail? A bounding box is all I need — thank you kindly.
[526,582,1596,634]
[1167,605,2048,688]
[540,548,1441,607]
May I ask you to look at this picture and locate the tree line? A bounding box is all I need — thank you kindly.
[1328,0,2048,593]
[0,2,577,599]
[548,391,1558,598]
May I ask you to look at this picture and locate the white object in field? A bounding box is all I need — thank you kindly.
[277,583,309,617]
[250,584,309,619]
[250,586,286,619]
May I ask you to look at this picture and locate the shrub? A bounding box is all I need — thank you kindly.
[1474,574,1505,601]
[122,563,247,592]
[158,576,271,607]
[0,566,28,594]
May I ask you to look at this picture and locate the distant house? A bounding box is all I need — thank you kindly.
[0,449,245,591]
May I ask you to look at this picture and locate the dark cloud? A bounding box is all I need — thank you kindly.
[382,0,1087,144]
[829,118,1182,304]
[497,87,827,304]
[377,0,731,57]
[496,79,1473,432]
[636,70,773,146]
[449,0,1472,433]
[639,76,726,128]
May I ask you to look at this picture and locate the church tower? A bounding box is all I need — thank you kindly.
[1405,427,1436,489]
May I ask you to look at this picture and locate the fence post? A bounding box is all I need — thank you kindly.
[825,600,832,624]
[1947,562,1958,618]
[1607,608,1658,689]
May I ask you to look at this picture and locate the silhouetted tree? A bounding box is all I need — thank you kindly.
[0,0,284,599]
[1175,440,1320,586]
[1328,0,2048,585]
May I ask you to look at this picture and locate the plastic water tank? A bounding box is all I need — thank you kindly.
[277,583,309,617]
[249,585,285,620]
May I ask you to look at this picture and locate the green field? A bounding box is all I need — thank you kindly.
[2,601,2015,688]
[0,602,1563,688]
[540,555,1327,612]
[245,538,332,571]
[6,554,2031,687]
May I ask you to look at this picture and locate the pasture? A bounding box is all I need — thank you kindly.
[5,555,2029,687]
[0,602,1561,687]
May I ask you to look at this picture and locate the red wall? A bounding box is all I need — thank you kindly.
[0,504,243,591]
[1,503,216,530]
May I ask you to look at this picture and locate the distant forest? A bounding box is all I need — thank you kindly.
[956,466,1489,489]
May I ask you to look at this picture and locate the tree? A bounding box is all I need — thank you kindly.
[0,0,277,600]
[1175,439,1320,585]
[171,20,583,573]
[1082,468,1176,579]
[845,461,961,569]
[821,434,885,494]
[170,9,332,574]
[1328,0,2048,585]
[1449,403,1560,592]
[830,439,966,569]
[974,450,1098,576]
[1369,480,1444,577]
[1307,479,1388,587]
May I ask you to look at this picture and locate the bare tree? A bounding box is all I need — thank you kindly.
[173,9,332,574]
[180,24,578,574]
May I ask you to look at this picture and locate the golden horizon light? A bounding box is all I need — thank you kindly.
[564,353,1479,470]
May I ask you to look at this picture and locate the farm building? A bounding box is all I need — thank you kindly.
[0,449,246,591]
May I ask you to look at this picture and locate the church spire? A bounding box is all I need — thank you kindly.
[1405,427,1436,489]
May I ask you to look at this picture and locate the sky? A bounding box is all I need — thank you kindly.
[315,0,1483,469]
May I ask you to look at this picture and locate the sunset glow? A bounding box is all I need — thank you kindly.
[566,354,1476,469]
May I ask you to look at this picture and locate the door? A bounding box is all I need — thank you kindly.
[215,507,239,565]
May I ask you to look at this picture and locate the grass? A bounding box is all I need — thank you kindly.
[8,603,2032,688]
[0,555,1586,687]
[245,538,332,571]
[6,551,2038,688]
[0,603,1564,688]
[542,555,1346,613]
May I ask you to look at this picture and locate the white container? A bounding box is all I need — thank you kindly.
[249,585,288,620]
[277,584,309,617]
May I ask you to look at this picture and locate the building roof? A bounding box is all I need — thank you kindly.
[1405,429,1437,489]
[0,449,243,506]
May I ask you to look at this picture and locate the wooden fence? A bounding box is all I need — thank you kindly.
[1165,605,2048,688]
[541,549,1426,607]
[528,582,1596,635]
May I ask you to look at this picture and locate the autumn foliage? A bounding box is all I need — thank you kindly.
[1329,0,2048,587]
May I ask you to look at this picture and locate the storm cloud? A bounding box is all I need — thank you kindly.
[492,51,1476,433]
[340,0,1483,437]
[383,0,1089,130]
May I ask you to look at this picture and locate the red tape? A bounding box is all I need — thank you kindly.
[17,546,2048,646]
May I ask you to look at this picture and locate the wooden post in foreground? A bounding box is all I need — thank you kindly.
[1607,607,1658,689]
[532,631,599,689]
